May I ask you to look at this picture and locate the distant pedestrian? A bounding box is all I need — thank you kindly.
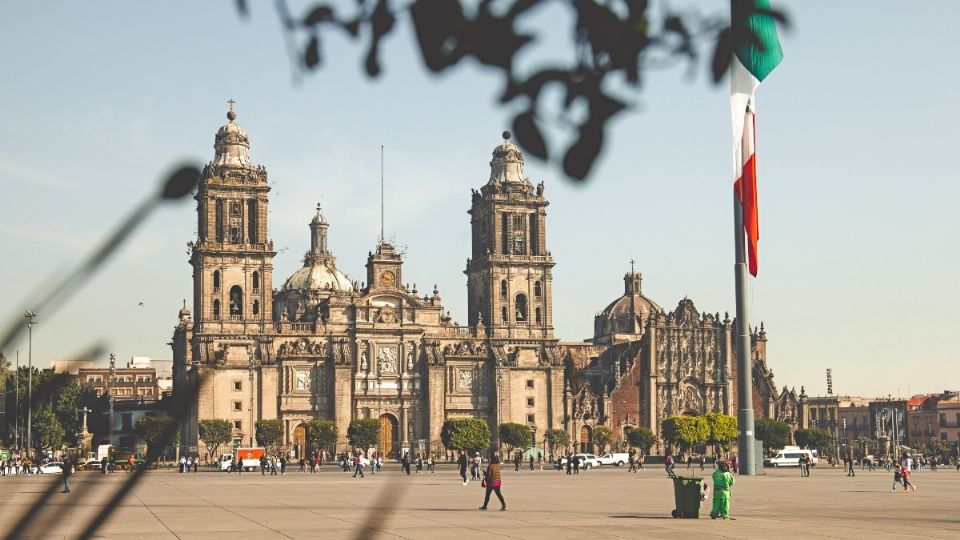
[478,454,507,511]
[699,455,705,471]
[193,456,199,473]
[472,453,482,480]
[901,466,916,492]
[280,456,287,475]
[709,461,735,520]
[61,457,73,493]
[846,454,855,477]
[514,453,521,473]
[665,455,675,478]
[638,454,645,470]
[402,452,411,475]
[458,451,469,485]
[538,452,544,471]
[573,455,580,475]
[565,454,572,475]
[628,452,637,473]
[352,453,364,478]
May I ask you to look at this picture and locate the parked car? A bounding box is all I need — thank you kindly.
[83,458,102,471]
[598,453,629,467]
[555,454,601,469]
[34,461,65,474]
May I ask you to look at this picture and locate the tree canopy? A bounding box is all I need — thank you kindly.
[498,423,532,452]
[242,0,788,181]
[625,427,657,455]
[198,419,233,461]
[135,415,179,462]
[305,419,339,453]
[441,418,491,453]
[347,419,381,451]
[544,428,571,453]
[32,408,64,453]
[755,418,792,451]
[795,427,832,452]
[592,425,614,452]
[255,419,284,451]
[704,412,738,453]
[660,416,709,454]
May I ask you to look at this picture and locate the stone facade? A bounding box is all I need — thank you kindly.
[172,108,794,458]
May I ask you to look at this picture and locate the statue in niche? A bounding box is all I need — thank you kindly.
[296,371,309,391]
[360,351,368,370]
[297,339,307,354]
[406,350,414,371]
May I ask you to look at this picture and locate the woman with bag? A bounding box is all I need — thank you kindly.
[479,454,507,511]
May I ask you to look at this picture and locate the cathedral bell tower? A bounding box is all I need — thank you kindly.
[465,131,554,340]
[190,102,275,336]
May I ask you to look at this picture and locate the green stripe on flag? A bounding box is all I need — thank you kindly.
[733,0,783,82]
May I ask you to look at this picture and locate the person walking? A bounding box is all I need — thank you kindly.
[402,452,411,475]
[478,454,507,511]
[280,455,287,475]
[260,455,268,475]
[572,455,580,475]
[472,452,483,480]
[628,452,637,473]
[699,455,706,472]
[458,451,469,485]
[901,465,917,492]
[709,461,735,520]
[529,454,535,471]
[638,453,645,471]
[665,455,675,478]
[514,452,521,473]
[565,453,572,475]
[538,452,544,471]
[352,453,365,478]
[891,463,903,491]
[193,455,199,473]
[60,457,73,493]
[846,453,856,477]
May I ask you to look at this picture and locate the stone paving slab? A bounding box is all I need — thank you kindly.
[1,465,957,538]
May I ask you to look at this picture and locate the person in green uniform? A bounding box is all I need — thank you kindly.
[710,460,735,519]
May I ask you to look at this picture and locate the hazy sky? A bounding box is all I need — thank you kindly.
[1,2,957,398]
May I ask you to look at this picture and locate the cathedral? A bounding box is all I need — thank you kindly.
[172,107,798,459]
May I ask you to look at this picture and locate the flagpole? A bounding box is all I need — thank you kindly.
[734,182,756,475]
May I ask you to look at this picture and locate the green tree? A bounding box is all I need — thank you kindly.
[704,412,738,454]
[198,419,233,462]
[660,416,709,455]
[543,429,571,454]
[255,419,284,452]
[305,419,338,454]
[498,423,531,453]
[135,415,179,463]
[625,427,657,455]
[32,408,64,453]
[593,425,614,453]
[347,419,380,451]
[795,427,832,453]
[440,418,491,453]
[755,418,793,453]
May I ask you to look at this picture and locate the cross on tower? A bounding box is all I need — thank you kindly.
[630,258,635,274]
[227,98,236,111]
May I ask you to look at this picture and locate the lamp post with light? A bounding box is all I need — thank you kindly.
[24,310,36,461]
[248,347,255,447]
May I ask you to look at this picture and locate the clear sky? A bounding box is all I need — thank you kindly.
[1,1,957,398]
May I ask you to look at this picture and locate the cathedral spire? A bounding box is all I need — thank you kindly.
[488,130,526,184]
[306,202,332,263]
[213,100,251,167]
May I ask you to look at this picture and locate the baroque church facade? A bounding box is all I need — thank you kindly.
[172,108,798,458]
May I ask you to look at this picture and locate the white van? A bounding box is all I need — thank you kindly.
[766,446,819,468]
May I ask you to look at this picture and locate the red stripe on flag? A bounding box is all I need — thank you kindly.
[735,152,759,277]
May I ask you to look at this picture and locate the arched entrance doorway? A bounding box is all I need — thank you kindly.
[379,414,399,460]
[580,425,593,453]
[293,423,307,458]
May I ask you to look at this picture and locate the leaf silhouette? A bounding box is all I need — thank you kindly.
[305,35,321,68]
[711,28,732,83]
[160,165,201,200]
[513,111,548,160]
[304,5,334,26]
[563,125,603,181]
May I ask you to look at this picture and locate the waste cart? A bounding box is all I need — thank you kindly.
[670,476,704,518]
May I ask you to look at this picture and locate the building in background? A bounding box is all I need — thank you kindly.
[78,355,160,400]
[936,392,960,447]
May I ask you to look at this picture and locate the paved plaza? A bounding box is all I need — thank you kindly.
[1,464,958,539]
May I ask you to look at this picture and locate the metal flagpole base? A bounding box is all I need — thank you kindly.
[737,408,756,475]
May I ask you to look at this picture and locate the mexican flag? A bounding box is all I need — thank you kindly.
[731,0,783,277]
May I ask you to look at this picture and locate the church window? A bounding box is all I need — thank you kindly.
[213,270,221,292]
[213,299,221,320]
[530,213,539,255]
[215,199,224,242]
[501,213,509,255]
[252,271,260,291]
[234,421,242,430]
[229,200,243,243]
[500,280,508,299]
[534,281,542,297]
[527,398,535,407]
[229,286,243,316]
[234,381,242,391]
[512,214,525,254]
[501,306,508,322]
[252,300,260,317]
[526,380,534,389]
[233,401,242,411]
[247,199,258,243]
[515,294,528,322]
[535,307,542,324]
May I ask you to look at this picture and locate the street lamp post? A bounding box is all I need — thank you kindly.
[24,310,36,462]
[14,350,19,452]
[496,369,503,456]
[248,347,255,447]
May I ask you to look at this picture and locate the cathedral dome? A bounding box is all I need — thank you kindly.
[281,262,353,292]
[280,204,353,293]
[212,104,252,168]
[489,130,528,184]
[594,270,661,340]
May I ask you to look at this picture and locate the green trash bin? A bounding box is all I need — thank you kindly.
[670,476,704,518]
